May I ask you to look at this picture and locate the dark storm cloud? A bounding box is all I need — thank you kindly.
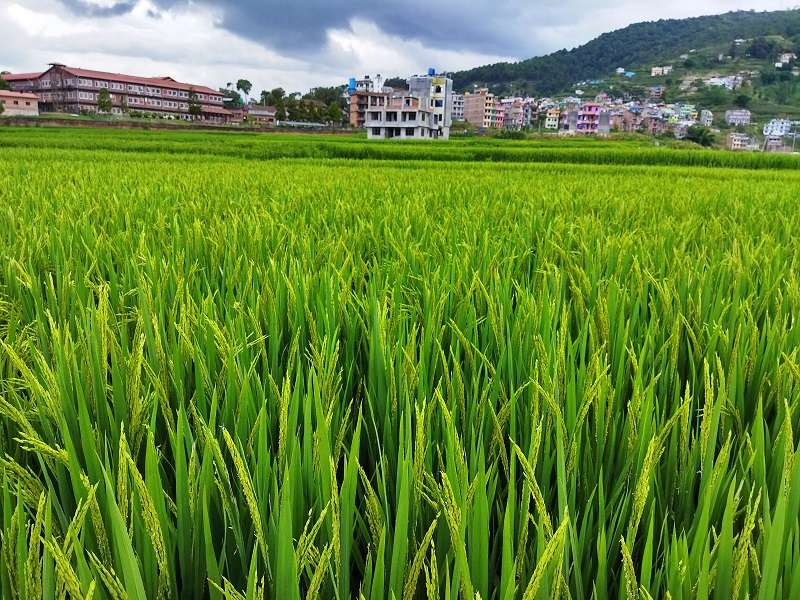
[56,0,572,57]
[53,0,783,59]
[59,0,137,17]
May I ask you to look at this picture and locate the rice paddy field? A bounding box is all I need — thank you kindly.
[0,126,799,600]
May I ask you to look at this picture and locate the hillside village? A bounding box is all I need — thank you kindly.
[348,34,799,151]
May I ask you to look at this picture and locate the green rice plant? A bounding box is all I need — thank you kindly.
[0,128,798,599]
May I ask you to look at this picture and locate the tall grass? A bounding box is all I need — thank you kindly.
[1,126,799,169]
[0,134,799,599]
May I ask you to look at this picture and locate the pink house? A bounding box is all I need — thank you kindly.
[577,103,600,134]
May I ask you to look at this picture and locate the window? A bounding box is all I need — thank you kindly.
[13,100,19,105]
[25,101,30,106]
[405,128,415,136]
[372,128,381,136]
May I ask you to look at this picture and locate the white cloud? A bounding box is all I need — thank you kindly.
[325,19,512,76]
[7,2,92,37]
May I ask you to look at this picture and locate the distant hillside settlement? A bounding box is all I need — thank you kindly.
[346,58,798,151]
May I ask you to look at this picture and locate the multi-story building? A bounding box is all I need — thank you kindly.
[621,107,643,132]
[764,135,788,152]
[365,95,440,140]
[348,75,392,128]
[408,70,453,139]
[349,90,389,128]
[577,103,600,134]
[544,108,561,130]
[498,97,537,130]
[561,110,579,134]
[763,118,793,137]
[463,88,496,129]
[651,66,672,77]
[597,110,611,136]
[2,63,230,122]
[522,99,538,127]
[494,107,505,129]
[699,110,714,127]
[728,132,754,150]
[725,109,751,126]
[451,93,464,121]
[677,104,698,121]
[0,90,39,116]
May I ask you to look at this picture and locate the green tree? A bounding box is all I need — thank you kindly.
[188,90,202,118]
[0,72,10,91]
[747,37,777,59]
[686,124,715,147]
[220,87,243,108]
[734,93,751,108]
[325,102,342,124]
[236,79,253,102]
[305,86,347,110]
[97,88,113,113]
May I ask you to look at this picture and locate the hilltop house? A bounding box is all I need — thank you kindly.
[725,109,751,126]
[728,132,754,150]
[763,119,793,137]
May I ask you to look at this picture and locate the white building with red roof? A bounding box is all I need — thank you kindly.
[2,63,232,123]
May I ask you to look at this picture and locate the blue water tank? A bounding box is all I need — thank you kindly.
[348,78,356,93]
[428,67,436,76]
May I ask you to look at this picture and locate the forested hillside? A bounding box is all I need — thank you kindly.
[451,10,800,95]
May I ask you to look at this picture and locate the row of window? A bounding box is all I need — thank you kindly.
[76,91,190,110]
[64,78,222,102]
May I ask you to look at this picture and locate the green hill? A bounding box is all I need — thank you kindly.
[451,9,800,96]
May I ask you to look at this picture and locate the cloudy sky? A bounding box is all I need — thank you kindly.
[0,0,792,94]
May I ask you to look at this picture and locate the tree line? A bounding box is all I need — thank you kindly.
[220,79,346,123]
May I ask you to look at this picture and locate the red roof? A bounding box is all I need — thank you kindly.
[2,72,43,81]
[0,90,39,100]
[201,105,233,115]
[59,66,220,96]
[3,66,220,96]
